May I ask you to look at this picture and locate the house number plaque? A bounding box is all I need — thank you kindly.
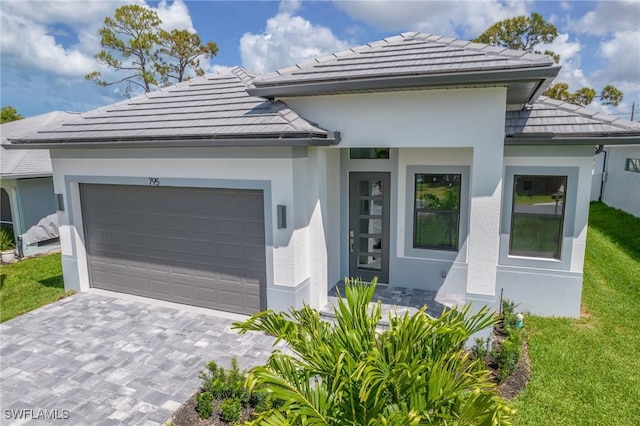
[148,178,160,186]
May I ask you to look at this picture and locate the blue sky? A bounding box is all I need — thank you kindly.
[1,0,639,120]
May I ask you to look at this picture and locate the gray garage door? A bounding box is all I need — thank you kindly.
[80,184,266,315]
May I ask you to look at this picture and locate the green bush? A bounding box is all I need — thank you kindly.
[199,358,248,401]
[501,299,519,332]
[0,225,16,251]
[196,391,214,419]
[470,337,490,371]
[495,331,522,383]
[219,398,242,424]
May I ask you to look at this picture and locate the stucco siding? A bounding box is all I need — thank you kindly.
[283,88,508,149]
[500,145,594,317]
[600,146,640,217]
[51,146,325,313]
[287,87,507,308]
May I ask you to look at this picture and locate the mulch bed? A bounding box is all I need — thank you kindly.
[496,339,531,399]
[168,391,255,426]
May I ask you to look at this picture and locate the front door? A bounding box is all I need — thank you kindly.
[349,172,390,283]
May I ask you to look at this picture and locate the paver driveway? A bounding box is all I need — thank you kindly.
[0,293,280,425]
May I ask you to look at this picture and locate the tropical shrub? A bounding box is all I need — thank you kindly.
[219,398,242,423]
[0,225,16,251]
[495,332,522,383]
[233,277,514,425]
[200,358,249,403]
[195,391,213,419]
[493,299,523,383]
[500,299,519,331]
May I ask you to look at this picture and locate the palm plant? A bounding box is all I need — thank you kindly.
[0,225,16,251]
[233,278,513,425]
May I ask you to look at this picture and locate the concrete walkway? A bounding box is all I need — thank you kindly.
[0,293,280,425]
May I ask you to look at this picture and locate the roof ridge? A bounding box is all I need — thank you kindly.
[276,102,325,134]
[230,66,259,88]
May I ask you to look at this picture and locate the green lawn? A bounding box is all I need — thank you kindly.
[0,252,73,322]
[512,202,640,425]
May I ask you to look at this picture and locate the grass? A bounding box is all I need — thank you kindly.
[512,202,640,425]
[0,252,73,322]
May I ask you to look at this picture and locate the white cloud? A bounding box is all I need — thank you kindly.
[333,0,531,39]
[0,0,130,27]
[0,0,200,81]
[0,11,97,77]
[593,30,640,88]
[156,0,194,32]
[0,0,202,116]
[240,0,350,73]
[544,33,589,90]
[569,0,640,36]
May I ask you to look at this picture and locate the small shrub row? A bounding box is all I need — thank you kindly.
[195,357,281,424]
[495,299,523,382]
[469,299,524,383]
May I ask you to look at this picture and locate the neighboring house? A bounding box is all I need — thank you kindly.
[7,33,640,318]
[1,111,81,257]
[591,145,640,217]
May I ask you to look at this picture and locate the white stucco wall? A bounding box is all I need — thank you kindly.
[600,145,640,217]
[46,86,597,319]
[285,88,508,308]
[498,145,595,317]
[49,146,329,313]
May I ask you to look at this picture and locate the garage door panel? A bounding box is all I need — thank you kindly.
[81,184,266,315]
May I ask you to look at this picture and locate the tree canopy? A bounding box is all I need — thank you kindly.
[474,12,559,63]
[1,106,23,124]
[86,4,218,96]
[474,13,623,107]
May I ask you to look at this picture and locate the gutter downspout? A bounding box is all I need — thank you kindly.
[597,146,607,202]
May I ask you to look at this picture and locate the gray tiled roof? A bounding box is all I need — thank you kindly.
[10,67,336,146]
[252,32,556,88]
[1,111,81,177]
[506,96,640,138]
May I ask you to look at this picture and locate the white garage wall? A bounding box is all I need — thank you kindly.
[50,146,328,313]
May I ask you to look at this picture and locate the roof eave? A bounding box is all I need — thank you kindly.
[5,133,341,149]
[0,172,53,179]
[248,66,561,98]
[505,134,640,146]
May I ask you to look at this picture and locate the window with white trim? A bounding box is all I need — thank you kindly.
[510,175,567,259]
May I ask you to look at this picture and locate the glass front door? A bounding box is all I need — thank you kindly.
[349,172,390,283]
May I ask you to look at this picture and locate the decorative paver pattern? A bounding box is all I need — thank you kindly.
[322,282,465,324]
[0,293,281,425]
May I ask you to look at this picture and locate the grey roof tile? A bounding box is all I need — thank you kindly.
[505,96,640,137]
[9,67,333,145]
[252,32,556,88]
[1,111,81,176]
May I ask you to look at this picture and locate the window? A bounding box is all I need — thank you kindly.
[510,175,567,259]
[625,158,640,173]
[414,173,461,251]
[349,148,389,159]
